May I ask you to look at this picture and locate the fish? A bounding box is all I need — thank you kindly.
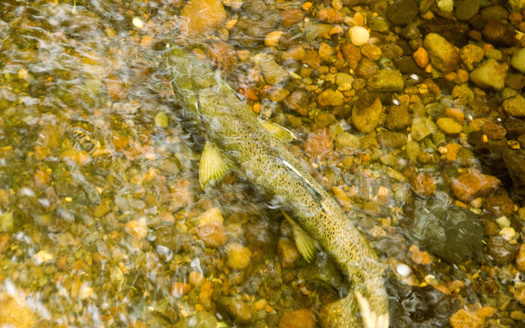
[164,46,389,328]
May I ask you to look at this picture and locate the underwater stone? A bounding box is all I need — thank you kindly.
[401,192,483,264]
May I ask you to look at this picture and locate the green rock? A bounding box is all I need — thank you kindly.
[377,131,407,148]
[0,211,13,232]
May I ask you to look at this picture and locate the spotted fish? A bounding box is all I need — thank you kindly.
[164,46,389,328]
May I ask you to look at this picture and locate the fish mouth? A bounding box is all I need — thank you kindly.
[354,291,390,328]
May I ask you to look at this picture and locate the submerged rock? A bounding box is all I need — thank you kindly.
[424,33,461,73]
[351,93,383,133]
[451,171,501,203]
[387,0,419,26]
[511,48,525,74]
[180,0,227,36]
[0,293,36,328]
[481,20,517,47]
[503,94,525,117]
[469,59,507,91]
[402,192,484,264]
[279,309,316,328]
[366,69,405,92]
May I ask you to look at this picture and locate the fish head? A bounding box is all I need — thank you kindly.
[165,47,218,114]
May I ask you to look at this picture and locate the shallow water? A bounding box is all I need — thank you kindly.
[1,0,525,327]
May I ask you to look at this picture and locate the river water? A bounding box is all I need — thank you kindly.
[1,0,525,327]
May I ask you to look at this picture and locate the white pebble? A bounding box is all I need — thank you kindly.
[348,26,369,46]
[396,263,411,277]
[132,17,144,29]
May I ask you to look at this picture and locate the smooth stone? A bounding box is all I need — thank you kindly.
[437,117,463,134]
[469,59,506,91]
[511,48,525,74]
[348,26,369,46]
[180,0,227,36]
[351,93,383,133]
[455,0,480,21]
[424,33,461,72]
[502,94,525,117]
[387,0,419,26]
[411,118,437,141]
[366,69,404,92]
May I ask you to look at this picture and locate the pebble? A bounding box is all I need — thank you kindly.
[424,33,461,72]
[172,282,191,298]
[180,0,227,36]
[279,309,316,328]
[35,249,53,264]
[437,0,454,12]
[197,207,224,226]
[281,9,304,28]
[351,93,383,133]
[335,72,354,91]
[386,95,411,130]
[219,297,254,324]
[488,236,517,265]
[483,189,515,217]
[348,26,369,46]
[284,90,309,116]
[481,121,506,140]
[459,44,484,71]
[469,59,507,91]
[0,293,36,328]
[412,47,429,68]
[437,117,463,134]
[132,17,144,29]
[192,311,218,328]
[451,171,501,202]
[304,129,333,160]
[516,244,525,271]
[411,172,437,198]
[226,243,252,270]
[387,0,419,26]
[278,238,300,268]
[377,131,407,148]
[317,89,344,107]
[511,48,525,74]
[502,94,525,117]
[411,117,437,141]
[197,222,228,248]
[361,43,381,61]
[514,286,525,306]
[495,215,511,229]
[455,0,480,21]
[340,43,362,70]
[499,227,516,241]
[255,54,289,85]
[481,20,517,47]
[125,218,148,240]
[366,69,404,92]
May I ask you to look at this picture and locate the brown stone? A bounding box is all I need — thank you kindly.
[483,189,514,217]
[278,238,300,268]
[281,9,304,28]
[279,309,316,328]
[411,172,437,198]
[181,0,227,36]
[449,309,484,328]
[197,222,228,248]
[304,129,333,160]
[516,244,525,272]
[451,171,501,203]
[340,43,362,70]
[284,89,309,116]
[514,286,525,306]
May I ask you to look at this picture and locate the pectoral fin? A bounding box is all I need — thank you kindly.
[282,211,318,263]
[260,120,297,142]
[199,141,231,190]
